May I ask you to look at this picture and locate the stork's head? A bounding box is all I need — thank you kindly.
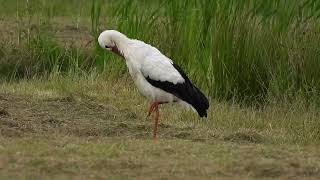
[98,30,127,58]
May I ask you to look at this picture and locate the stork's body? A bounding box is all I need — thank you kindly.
[98,30,209,138]
[123,42,178,103]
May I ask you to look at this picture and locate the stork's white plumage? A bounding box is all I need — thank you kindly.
[98,30,209,138]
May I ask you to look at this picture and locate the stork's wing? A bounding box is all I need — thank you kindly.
[141,54,209,117]
[141,54,185,84]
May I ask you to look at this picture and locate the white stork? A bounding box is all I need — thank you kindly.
[98,30,209,138]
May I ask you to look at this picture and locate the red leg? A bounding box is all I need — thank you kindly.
[153,103,160,139]
[147,102,158,117]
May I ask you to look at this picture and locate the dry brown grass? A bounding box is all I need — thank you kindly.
[0,77,320,179]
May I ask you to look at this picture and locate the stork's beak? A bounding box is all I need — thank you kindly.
[105,45,112,51]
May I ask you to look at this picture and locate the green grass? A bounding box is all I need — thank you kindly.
[109,0,320,103]
[1,0,320,103]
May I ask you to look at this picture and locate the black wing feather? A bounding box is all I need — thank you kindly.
[145,63,209,117]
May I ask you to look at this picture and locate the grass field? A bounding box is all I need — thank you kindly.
[1,0,320,179]
[1,77,320,179]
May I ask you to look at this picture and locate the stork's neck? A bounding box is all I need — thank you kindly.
[112,33,131,59]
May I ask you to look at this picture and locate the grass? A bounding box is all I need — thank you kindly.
[1,0,320,179]
[1,75,320,144]
[111,0,320,102]
[2,137,320,179]
[1,0,320,102]
[1,76,320,179]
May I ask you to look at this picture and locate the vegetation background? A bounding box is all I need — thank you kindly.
[1,0,320,179]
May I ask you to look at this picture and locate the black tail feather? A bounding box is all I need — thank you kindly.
[172,64,209,117]
[189,85,209,117]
